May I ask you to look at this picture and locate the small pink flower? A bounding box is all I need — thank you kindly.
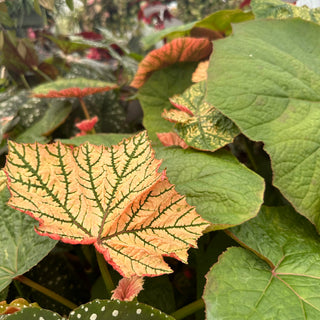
[75,116,98,133]
[111,276,144,301]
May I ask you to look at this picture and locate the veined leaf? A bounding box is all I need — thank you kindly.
[0,170,6,192]
[162,81,239,152]
[32,78,118,99]
[155,147,265,230]
[138,63,197,142]
[204,206,320,319]
[4,131,209,277]
[252,0,320,23]
[206,19,320,229]
[130,37,212,89]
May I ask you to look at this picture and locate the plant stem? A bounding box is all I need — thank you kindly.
[78,97,91,120]
[244,137,258,172]
[95,250,115,298]
[15,275,78,310]
[170,299,205,320]
[20,74,30,89]
[32,66,53,82]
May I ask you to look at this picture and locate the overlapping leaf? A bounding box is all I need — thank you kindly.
[3,300,175,320]
[0,188,57,292]
[206,19,320,229]
[130,37,212,89]
[4,131,209,277]
[32,78,118,99]
[155,147,265,230]
[142,9,253,49]
[138,63,197,142]
[204,206,320,319]
[162,81,239,152]
[252,0,320,23]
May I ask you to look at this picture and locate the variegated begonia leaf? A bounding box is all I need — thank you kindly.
[32,78,118,99]
[162,81,239,152]
[3,300,175,320]
[130,37,212,89]
[4,131,209,277]
[0,170,6,192]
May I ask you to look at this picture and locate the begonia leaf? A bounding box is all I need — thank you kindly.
[3,300,175,319]
[111,276,144,301]
[155,147,265,230]
[252,0,320,23]
[156,132,188,149]
[0,298,39,315]
[138,63,197,142]
[203,206,320,319]
[32,78,118,99]
[206,19,320,229]
[130,37,212,89]
[0,188,57,292]
[58,133,131,147]
[16,101,72,143]
[0,170,5,192]
[2,31,38,75]
[162,81,239,152]
[4,131,209,277]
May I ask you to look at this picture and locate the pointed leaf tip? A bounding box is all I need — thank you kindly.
[4,131,209,277]
[111,276,144,301]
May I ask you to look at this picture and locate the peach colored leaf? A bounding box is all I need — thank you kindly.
[130,37,212,89]
[157,132,189,149]
[32,78,118,99]
[4,131,209,277]
[0,170,6,193]
[162,81,239,152]
[111,276,144,301]
[192,60,209,83]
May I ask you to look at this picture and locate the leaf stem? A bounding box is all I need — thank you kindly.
[15,275,78,310]
[78,97,96,133]
[32,66,53,82]
[20,74,30,89]
[95,250,115,297]
[170,298,205,320]
[78,97,91,120]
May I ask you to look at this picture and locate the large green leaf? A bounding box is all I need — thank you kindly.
[252,0,320,23]
[163,81,239,151]
[0,188,57,292]
[138,63,197,142]
[3,300,175,319]
[206,19,320,229]
[203,206,320,319]
[155,146,264,229]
